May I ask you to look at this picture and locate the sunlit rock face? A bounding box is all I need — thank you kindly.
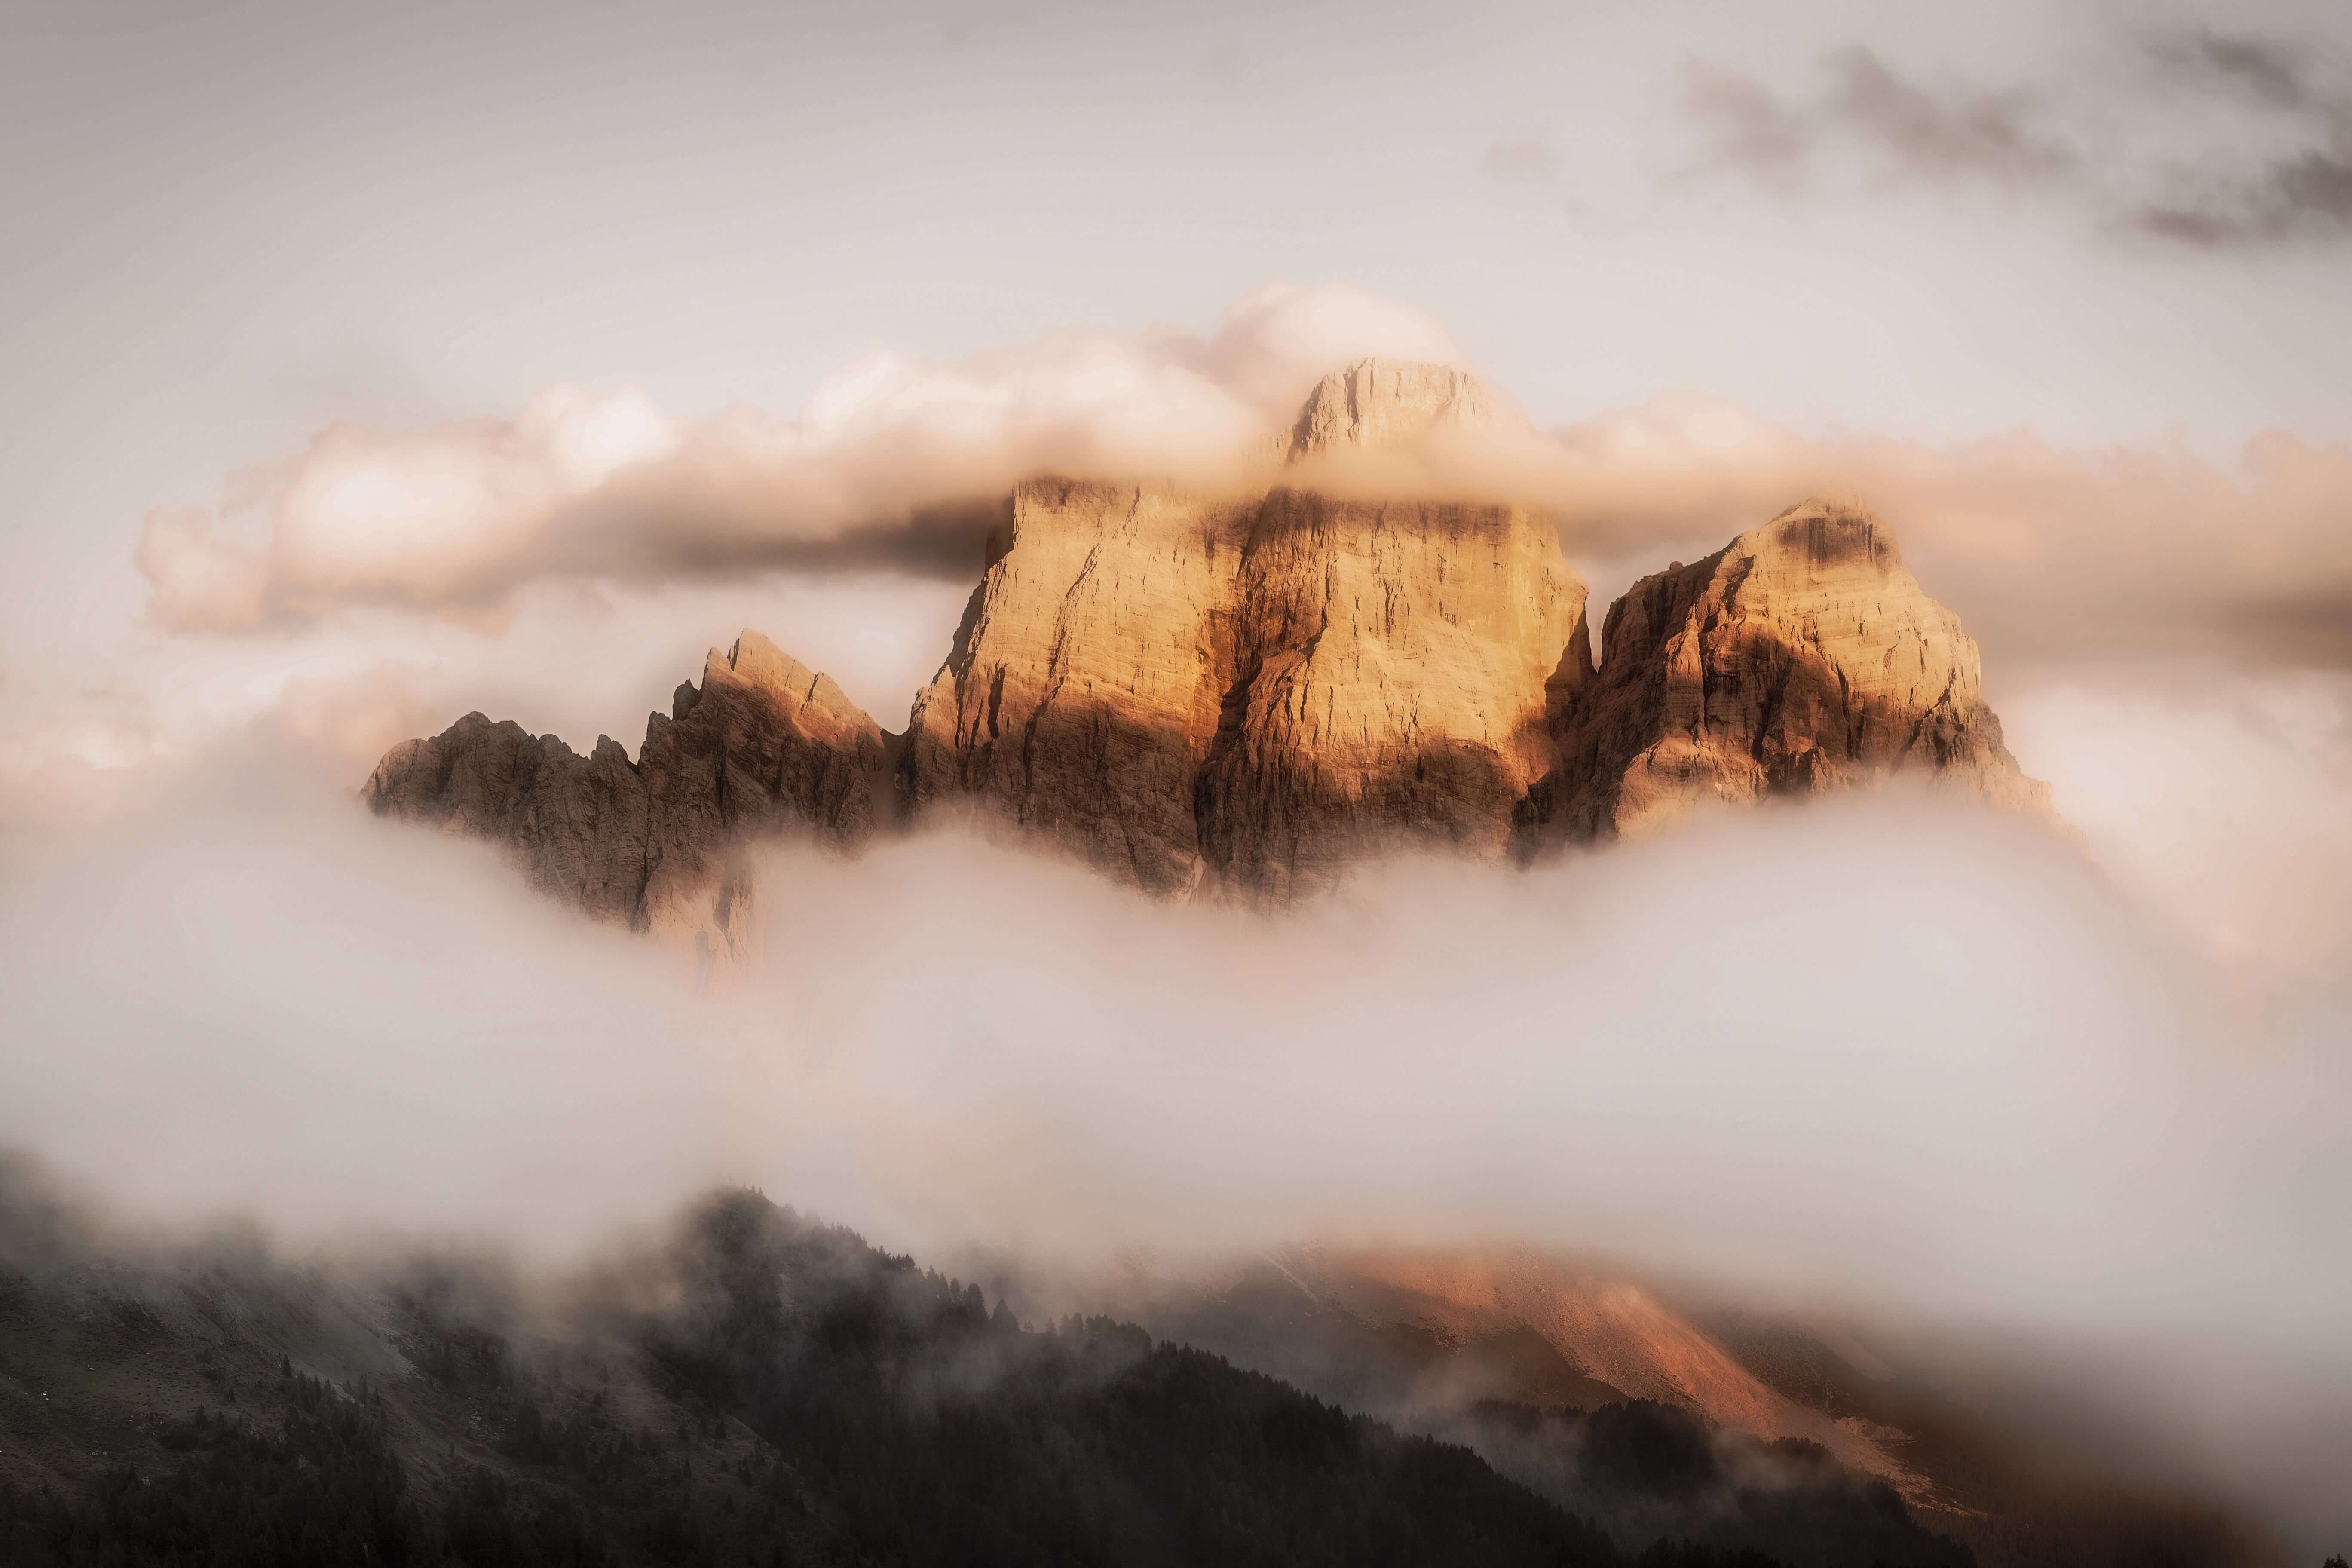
[364,367,2051,921]
[364,630,886,958]
[1517,497,2049,850]
[1191,486,1590,897]
[900,479,1258,897]
[1285,358,1513,460]
[902,359,1593,899]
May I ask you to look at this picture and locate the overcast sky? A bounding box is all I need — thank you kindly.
[3,9,2350,1540]
[9,0,2350,567]
[4,0,2352,983]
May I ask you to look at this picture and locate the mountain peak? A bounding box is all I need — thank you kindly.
[1284,357,1510,462]
[366,476,2049,919]
[1734,495,1901,576]
[1517,502,2049,847]
[367,631,888,958]
[701,629,880,746]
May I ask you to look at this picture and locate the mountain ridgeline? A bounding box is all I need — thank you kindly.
[0,1166,1972,1568]
[364,359,2047,949]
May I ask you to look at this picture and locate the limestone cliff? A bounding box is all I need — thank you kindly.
[364,631,886,957]
[1518,497,2048,848]
[902,477,1590,899]
[1193,487,1588,897]
[897,481,1253,895]
[364,365,2052,923]
[1286,358,1513,460]
[897,356,1591,897]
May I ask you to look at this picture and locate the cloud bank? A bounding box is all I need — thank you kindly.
[69,273,2352,1017]
[134,282,1464,632]
[129,281,2352,686]
[0,773,2344,1539]
[1534,399,2352,677]
[3,775,2343,1344]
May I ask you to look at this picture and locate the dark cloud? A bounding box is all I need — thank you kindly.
[938,5,1037,50]
[2220,579,2352,668]
[2128,29,2352,245]
[1678,63,1810,192]
[559,494,1005,587]
[1823,47,2074,186]
[1679,50,2072,196]
[1199,39,1257,93]
[1681,30,2352,249]
[2132,140,2352,246]
[2155,30,2315,110]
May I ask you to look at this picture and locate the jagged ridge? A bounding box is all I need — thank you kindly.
[364,360,2049,928]
[1516,496,2048,847]
[364,630,888,957]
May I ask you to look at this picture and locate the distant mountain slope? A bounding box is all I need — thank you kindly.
[0,1162,1974,1568]
[1083,1246,2288,1568]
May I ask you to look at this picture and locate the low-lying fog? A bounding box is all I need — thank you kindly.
[1,762,2346,1545]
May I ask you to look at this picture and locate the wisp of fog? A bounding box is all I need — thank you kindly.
[0,761,2345,1537]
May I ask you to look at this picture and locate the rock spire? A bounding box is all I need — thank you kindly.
[362,365,2051,927]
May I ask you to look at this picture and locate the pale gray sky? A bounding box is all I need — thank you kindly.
[5,0,2352,983]
[8,0,2349,588]
[3,10,2351,1541]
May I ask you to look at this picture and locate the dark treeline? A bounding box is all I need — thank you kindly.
[0,1189,1979,1568]
[1461,1396,1970,1568]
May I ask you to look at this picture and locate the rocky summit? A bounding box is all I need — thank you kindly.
[1285,357,1518,460]
[364,630,888,958]
[903,476,1590,897]
[365,358,2049,934]
[1515,496,2048,849]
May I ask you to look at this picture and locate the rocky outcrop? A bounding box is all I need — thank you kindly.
[899,357,1591,898]
[1286,358,1513,461]
[1193,487,1587,896]
[898,482,1250,895]
[902,477,1590,899]
[1517,498,2048,849]
[364,631,886,957]
[365,367,2052,923]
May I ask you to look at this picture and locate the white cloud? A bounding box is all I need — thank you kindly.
[136,279,2352,694]
[73,279,2352,1011]
[134,283,1464,633]
[0,778,2344,1543]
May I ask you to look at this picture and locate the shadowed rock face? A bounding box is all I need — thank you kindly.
[1516,498,2047,849]
[363,364,2050,922]
[363,631,887,957]
[902,476,1591,898]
